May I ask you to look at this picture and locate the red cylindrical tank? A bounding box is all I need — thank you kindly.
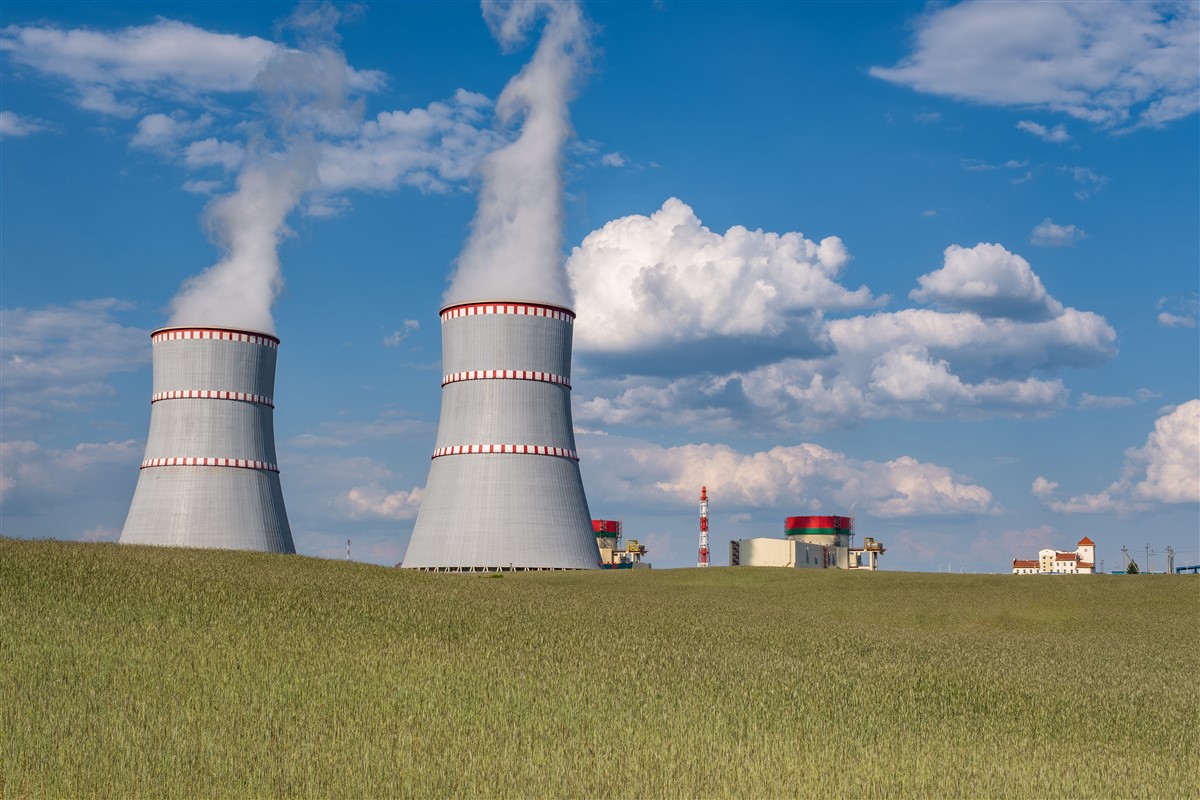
[785,515,852,534]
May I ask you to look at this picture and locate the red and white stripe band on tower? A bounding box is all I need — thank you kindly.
[140,457,280,472]
[432,444,579,460]
[698,485,710,567]
[440,302,575,323]
[442,370,570,388]
[150,328,279,348]
[151,390,274,406]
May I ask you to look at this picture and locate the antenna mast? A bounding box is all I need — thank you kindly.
[698,486,710,567]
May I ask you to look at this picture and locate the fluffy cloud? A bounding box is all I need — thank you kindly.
[130,111,211,151]
[910,243,1064,320]
[568,198,878,354]
[3,16,494,196]
[339,483,424,520]
[184,138,245,171]
[1030,218,1086,247]
[0,300,149,427]
[580,433,996,518]
[0,110,54,137]
[1132,401,1200,504]
[572,230,1115,432]
[1016,120,1070,142]
[1034,400,1200,511]
[317,90,502,194]
[871,1,1199,129]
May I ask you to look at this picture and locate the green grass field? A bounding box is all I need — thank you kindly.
[2,537,1197,799]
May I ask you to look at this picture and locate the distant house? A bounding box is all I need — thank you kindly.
[1013,537,1096,574]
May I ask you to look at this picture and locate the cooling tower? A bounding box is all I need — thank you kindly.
[119,326,294,553]
[403,301,601,571]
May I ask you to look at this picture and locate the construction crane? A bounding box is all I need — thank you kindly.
[698,485,710,567]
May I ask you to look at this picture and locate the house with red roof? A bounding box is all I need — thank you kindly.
[1013,537,1096,574]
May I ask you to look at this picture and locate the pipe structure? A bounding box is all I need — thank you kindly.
[120,326,294,552]
[403,301,600,571]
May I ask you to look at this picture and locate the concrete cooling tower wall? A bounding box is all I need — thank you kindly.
[120,327,294,553]
[403,301,601,571]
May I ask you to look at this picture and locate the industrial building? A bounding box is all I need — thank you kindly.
[593,519,650,569]
[730,515,885,570]
[403,301,601,571]
[120,327,294,552]
[1012,537,1096,574]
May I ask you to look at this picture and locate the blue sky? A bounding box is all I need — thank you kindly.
[2,1,1197,572]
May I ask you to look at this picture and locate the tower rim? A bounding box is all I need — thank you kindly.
[440,299,576,319]
[151,325,280,344]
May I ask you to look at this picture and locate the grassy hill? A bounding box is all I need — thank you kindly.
[2,537,1197,798]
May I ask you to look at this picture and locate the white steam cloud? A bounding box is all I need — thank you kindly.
[444,0,591,308]
[168,6,361,334]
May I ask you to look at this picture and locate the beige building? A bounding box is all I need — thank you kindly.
[730,534,885,570]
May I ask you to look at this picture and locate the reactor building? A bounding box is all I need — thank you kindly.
[119,326,294,552]
[402,301,601,571]
[730,515,885,570]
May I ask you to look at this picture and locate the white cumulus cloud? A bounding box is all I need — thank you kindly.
[580,434,997,518]
[130,111,211,151]
[340,482,424,520]
[870,1,1199,129]
[571,225,1115,432]
[909,243,1064,320]
[1034,400,1200,511]
[568,198,878,353]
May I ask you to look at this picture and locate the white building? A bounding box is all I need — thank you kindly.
[1013,537,1096,574]
[730,530,885,571]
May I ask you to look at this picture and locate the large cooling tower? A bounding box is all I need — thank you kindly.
[403,301,601,571]
[120,326,294,552]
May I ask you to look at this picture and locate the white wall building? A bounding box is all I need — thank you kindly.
[1013,537,1096,574]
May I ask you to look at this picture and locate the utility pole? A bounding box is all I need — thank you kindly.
[1121,546,1130,571]
[697,486,710,567]
[346,538,351,561]
[1145,543,1150,574]
[1167,546,1175,574]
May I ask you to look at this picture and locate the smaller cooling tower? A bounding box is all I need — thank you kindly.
[120,326,294,552]
[403,301,601,571]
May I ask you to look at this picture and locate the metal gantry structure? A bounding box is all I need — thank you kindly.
[697,485,710,567]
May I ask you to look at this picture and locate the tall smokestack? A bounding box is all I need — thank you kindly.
[403,301,600,571]
[120,326,293,552]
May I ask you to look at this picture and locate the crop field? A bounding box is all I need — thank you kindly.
[2,538,1197,799]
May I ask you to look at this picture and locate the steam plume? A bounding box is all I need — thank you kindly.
[445,0,591,308]
[169,5,361,334]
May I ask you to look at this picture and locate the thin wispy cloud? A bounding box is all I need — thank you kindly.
[1030,218,1085,247]
[1017,120,1070,143]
